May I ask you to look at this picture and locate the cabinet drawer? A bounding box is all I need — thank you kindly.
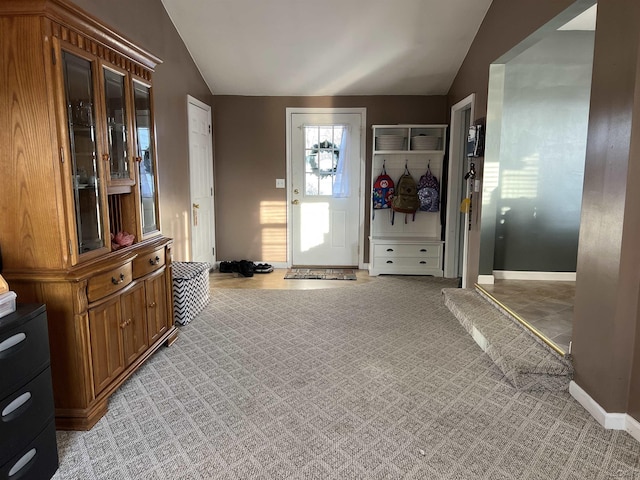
[375,256,441,269]
[0,309,50,395]
[132,247,165,279]
[0,368,55,465]
[87,262,133,302]
[374,243,442,258]
[0,419,58,480]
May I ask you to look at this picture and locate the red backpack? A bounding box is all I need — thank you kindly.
[372,163,394,219]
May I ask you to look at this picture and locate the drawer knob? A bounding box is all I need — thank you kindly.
[386,248,394,252]
[148,302,156,308]
[2,391,32,420]
[120,318,132,329]
[386,260,393,264]
[0,332,27,357]
[420,248,427,252]
[149,255,160,265]
[111,273,125,285]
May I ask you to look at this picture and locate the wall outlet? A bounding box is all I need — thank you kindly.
[276,179,285,188]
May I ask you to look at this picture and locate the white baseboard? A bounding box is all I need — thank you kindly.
[493,270,576,281]
[570,381,640,443]
[266,262,288,269]
[477,274,495,285]
[627,414,640,443]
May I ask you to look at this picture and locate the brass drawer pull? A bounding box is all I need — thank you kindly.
[111,273,125,285]
[119,318,132,329]
[149,256,160,265]
[148,302,156,308]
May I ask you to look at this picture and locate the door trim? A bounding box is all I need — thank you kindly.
[187,94,215,265]
[285,107,367,268]
[444,94,475,285]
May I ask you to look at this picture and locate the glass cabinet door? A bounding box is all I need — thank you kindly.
[133,81,159,235]
[62,51,106,254]
[103,68,132,183]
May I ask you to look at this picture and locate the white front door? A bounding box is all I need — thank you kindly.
[289,111,363,267]
[187,96,215,265]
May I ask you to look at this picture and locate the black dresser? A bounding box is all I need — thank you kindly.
[0,304,58,479]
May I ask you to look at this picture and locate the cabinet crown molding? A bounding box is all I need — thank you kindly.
[0,0,162,71]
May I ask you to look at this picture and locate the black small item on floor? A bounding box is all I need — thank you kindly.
[238,260,254,277]
[218,261,237,273]
[219,260,271,276]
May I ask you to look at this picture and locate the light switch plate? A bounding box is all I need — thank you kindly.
[276,179,285,188]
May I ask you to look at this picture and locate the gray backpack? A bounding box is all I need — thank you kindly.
[417,165,440,212]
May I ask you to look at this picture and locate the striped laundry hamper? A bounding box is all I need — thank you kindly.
[172,262,211,325]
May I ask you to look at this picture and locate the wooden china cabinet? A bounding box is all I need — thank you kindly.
[0,0,177,430]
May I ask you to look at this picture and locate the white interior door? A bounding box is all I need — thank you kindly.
[445,94,475,286]
[188,96,215,266]
[289,112,362,267]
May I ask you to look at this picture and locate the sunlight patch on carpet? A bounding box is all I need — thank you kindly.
[284,268,357,280]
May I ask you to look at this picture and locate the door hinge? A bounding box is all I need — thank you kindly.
[68,240,73,256]
[212,247,215,256]
[60,147,64,163]
[51,47,56,65]
[210,187,213,196]
[208,124,211,134]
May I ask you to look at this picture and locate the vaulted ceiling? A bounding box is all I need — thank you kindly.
[160,0,494,96]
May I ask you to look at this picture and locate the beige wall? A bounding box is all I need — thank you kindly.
[73,0,213,261]
[449,0,640,423]
[573,0,640,419]
[212,95,447,262]
[68,0,640,425]
[447,0,576,286]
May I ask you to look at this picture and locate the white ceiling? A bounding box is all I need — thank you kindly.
[160,0,493,96]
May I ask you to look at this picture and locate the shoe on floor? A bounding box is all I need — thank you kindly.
[254,263,273,274]
[238,260,255,277]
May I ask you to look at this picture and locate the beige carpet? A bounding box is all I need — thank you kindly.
[442,288,573,391]
[52,277,640,479]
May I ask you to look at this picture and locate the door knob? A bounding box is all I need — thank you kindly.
[292,199,299,205]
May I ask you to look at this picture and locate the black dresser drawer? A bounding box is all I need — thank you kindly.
[0,305,49,394]
[0,419,58,480]
[0,367,55,465]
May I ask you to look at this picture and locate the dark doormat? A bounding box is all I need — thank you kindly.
[284,268,357,280]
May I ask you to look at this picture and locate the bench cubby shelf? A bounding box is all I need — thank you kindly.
[369,124,448,276]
